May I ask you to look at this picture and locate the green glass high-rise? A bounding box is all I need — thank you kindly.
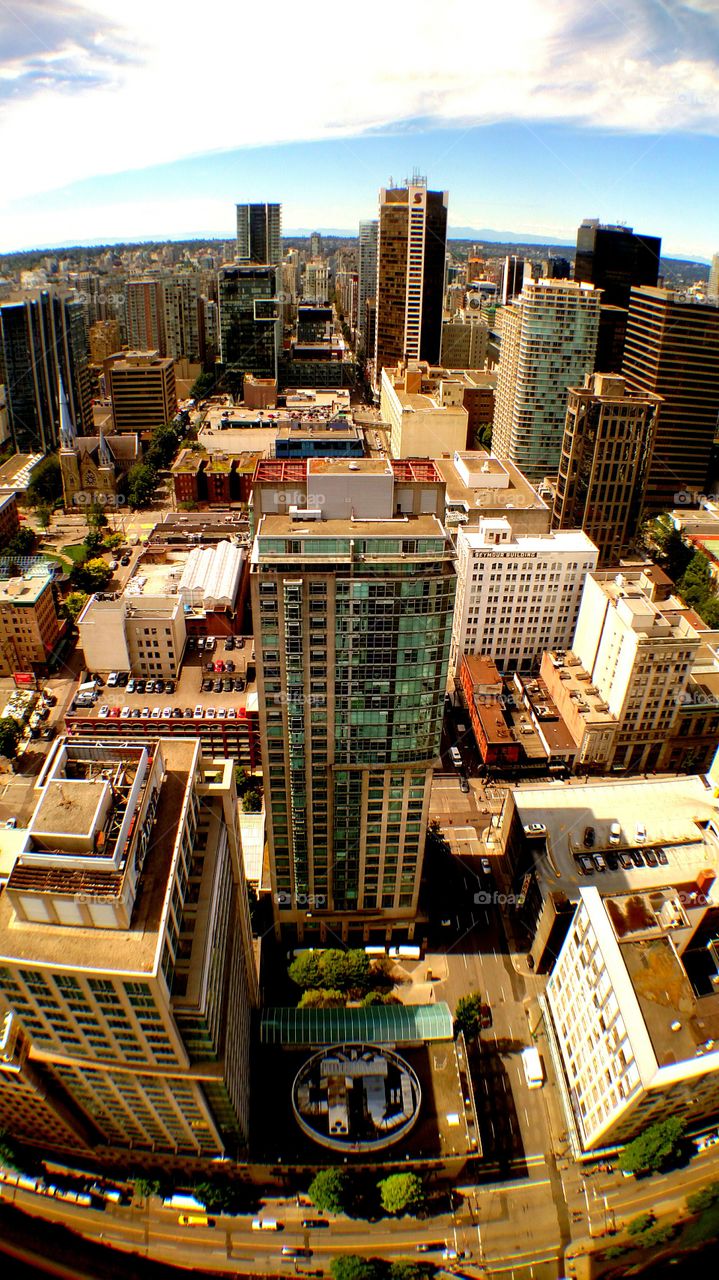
[250,460,455,940]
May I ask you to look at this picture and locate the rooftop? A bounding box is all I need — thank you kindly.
[390,459,444,484]
[254,513,449,543]
[0,454,44,492]
[0,560,55,606]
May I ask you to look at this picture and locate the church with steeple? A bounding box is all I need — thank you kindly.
[59,379,140,511]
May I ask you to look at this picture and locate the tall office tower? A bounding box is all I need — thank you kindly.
[198,295,218,366]
[358,220,378,347]
[218,265,281,386]
[124,279,167,355]
[500,255,528,305]
[573,219,661,369]
[235,203,282,266]
[622,286,719,512]
[108,351,177,433]
[374,177,448,378]
[0,292,92,452]
[553,373,661,565]
[542,256,571,280]
[162,275,201,362]
[0,738,257,1160]
[303,259,330,301]
[492,280,601,483]
[310,232,323,258]
[251,458,455,940]
[440,311,489,368]
[709,253,719,300]
[88,319,121,365]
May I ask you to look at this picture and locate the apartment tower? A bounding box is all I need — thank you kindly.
[622,286,719,512]
[374,178,448,380]
[553,373,661,565]
[573,220,661,369]
[492,280,601,483]
[0,292,92,452]
[124,279,167,355]
[250,458,455,940]
[358,220,378,350]
[235,203,282,267]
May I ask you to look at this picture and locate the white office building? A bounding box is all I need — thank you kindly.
[451,517,597,674]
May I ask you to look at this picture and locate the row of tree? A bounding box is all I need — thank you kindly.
[308,1168,425,1218]
[288,948,397,1008]
[126,416,188,509]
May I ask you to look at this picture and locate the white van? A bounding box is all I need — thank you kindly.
[450,746,462,768]
[252,1218,281,1231]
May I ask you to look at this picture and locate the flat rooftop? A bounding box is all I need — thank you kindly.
[544,652,616,727]
[512,775,719,899]
[307,458,392,476]
[0,454,43,491]
[255,513,448,540]
[390,459,444,484]
[620,932,719,1069]
[0,738,197,975]
[0,560,54,605]
[436,454,549,518]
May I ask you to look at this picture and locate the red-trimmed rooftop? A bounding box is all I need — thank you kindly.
[390,459,443,483]
[253,459,307,483]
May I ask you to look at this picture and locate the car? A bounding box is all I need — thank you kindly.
[194,705,204,718]
[109,560,119,571]
[228,707,237,719]
[127,679,136,694]
[135,680,146,694]
[172,708,183,718]
[108,706,121,718]
[459,774,470,793]
[187,636,197,650]
[120,707,131,719]
[99,705,110,718]
[178,1214,214,1227]
[481,857,492,876]
[41,690,57,707]
[577,854,594,875]
[696,1131,719,1152]
[225,659,235,672]
[619,853,634,870]
[116,672,128,687]
[237,637,245,649]
[225,636,235,650]
[162,707,172,719]
[593,853,607,872]
[636,823,647,843]
[217,707,227,719]
[235,677,246,692]
[205,662,215,673]
[213,679,223,693]
[251,1218,282,1231]
[120,555,130,566]
[222,678,233,693]
[131,708,141,718]
[644,848,658,867]
[164,681,175,695]
[609,821,621,846]
[205,637,216,652]
[145,680,156,694]
[449,745,462,768]
[524,822,547,838]
[214,660,225,673]
[205,707,216,719]
[141,707,150,718]
[480,1003,492,1028]
[630,850,644,868]
[202,679,213,692]
[281,1247,312,1259]
[442,1246,471,1261]
[107,672,119,687]
[301,1218,328,1229]
[583,825,596,848]
[197,637,206,651]
[41,726,56,741]
[606,852,619,871]
[151,707,162,719]
[184,707,193,718]
[657,849,668,865]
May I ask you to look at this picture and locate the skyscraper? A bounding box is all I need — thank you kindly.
[124,279,167,354]
[218,264,282,386]
[162,275,201,362]
[0,738,257,1160]
[574,219,661,369]
[553,373,661,565]
[374,178,448,379]
[622,286,719,512]
[492,280,601,483]
[0,292,92,452]
[250,458,455,940]
[358,220,378,349]
[708,253,719,301]
[236,203,282,267]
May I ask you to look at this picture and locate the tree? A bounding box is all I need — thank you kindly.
[63,590,89,623]
[190,371,216,400]
[330,1259,383,1280]
[390,1265,432,1280]
[193,1179,236,1211]
[627,1211,655,1236]
[241,789,263,813]
[36,503,52,530]
[687,1182,719,1213]
[474,423,493,450]
[344,949,371,992]
[83,529,104,555]
[0,1129,23,1171]
[309,1168,354,1216]
[298,988,346,1008]
[73,557,112,593]
[127,463,157,509]
[0,718,21,760]
[27,455,62,506]
[288,950,322,989]
[377,1172,425,1216]
[103,532,124,551]
[361,991,400,1006]
[454,991,483,1039]
[619,1117,686,1174]
[3,527,37,557]
[134,1175,162,1200]
[318,949,350,990]
[87,505,108,531]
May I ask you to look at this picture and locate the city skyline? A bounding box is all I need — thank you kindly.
[2,1,719,257]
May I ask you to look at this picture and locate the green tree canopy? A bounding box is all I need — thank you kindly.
[87,505,108,531]
[377,1172,425,1216]
[126,463,158,509]
[0,718,21,759]
[619,1117,685,1174]
[134,1175,163,1199]
[454,991,483,1040]
[627,1211,655,1236]
[190,371,217,400]
[298,988,346,1008]
[193,1179,236,1211]
[63,590,89,623]
[687,1181,719,1214]
[288,950,322,989]
[72,557,113,593]
[241,789,263,813]
[27,455,62,506]
[3,527,37,557]
[309,1168,354,1215]
[330,1259,383,1280]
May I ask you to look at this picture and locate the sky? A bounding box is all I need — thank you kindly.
[2,0,719,257]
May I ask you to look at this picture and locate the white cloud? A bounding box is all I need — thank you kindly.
[1,0,719,242]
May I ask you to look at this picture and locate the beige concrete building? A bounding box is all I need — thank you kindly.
[0,737,256,1159]
[0,560,66,675]
[380,362,468,458]
[436,450,551,535]
[440,311,489,368]
[108,350,177,435]
[88,320,121,366]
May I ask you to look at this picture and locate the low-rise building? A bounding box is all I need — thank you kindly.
[172,448,256,507]
[380,362,469,457]
[458,654,521,768]
[0,559,66,675]
[436,450,551,536]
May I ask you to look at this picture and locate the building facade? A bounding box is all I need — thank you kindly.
[250,460,455,939]
[374,179,448,379]
[380,362,469,458]
[574,219,661,369]
[440,312,489,369]
[108,351,177,435]
[553,373,661,565]
[235,203,282,266]
[358,220,378,351]
[218,265,281,386]
[0,559,66,675]
[124,280,166,355]
[492,280,601,484]
[0,293,92,452]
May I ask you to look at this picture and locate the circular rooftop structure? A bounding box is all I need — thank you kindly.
[292,1042,421,1153]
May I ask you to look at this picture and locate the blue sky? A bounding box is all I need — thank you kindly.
[2,1,719,257]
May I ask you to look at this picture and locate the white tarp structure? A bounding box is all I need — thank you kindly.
[178,541,243,611]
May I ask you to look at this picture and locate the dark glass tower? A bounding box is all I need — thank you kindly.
[218,265,281,388]
[573,220,661,370]
[0,293,92,452]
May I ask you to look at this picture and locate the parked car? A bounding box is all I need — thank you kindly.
[108,707,121,718]
[234,677,245,693]
[127,679,136,694]
[214,660,225,673]
[609,821,621,846]
[164,681,175,694]
[213,679,223,693]
[222,678,233,693]
[225,636,235,650]
[184,707,193,718]
[593,853,607,872]
[606,853,619,871]
[577,854,594,875]
[151,707,162,719]
[141,707,150,718]
[583,826,596,848]
[225,659,236,672]
[644,848,658,867]
[120,555,130,566]
[194,705,203,718]
[202,679,213,692]
[120,707,131,719]
[657,849,668,865]
[99,705,110,719]
[130,708,141,718]
[205,637,216,652]
[619,853,634,870]
[172,708,183,718]
[630,850,644,868]
[197,637,206,651]
[480,857,492,876]
[301,1218,328,1229]
[205,707,216,719]
[161,707,172,719]
[116,672,128,687]
[524,822,546,838]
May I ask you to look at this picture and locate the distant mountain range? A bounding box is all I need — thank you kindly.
[285,225,575,245]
